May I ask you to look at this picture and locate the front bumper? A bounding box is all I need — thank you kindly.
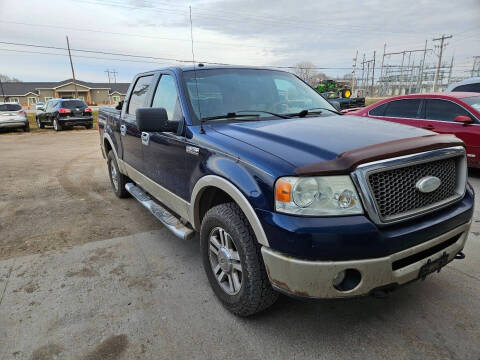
[262,221,470,298]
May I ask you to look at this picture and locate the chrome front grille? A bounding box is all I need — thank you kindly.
[368,157,458,219]
[351,146,467,225]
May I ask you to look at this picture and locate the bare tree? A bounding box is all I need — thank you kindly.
[294,62,318,86]
[0,74,21,82]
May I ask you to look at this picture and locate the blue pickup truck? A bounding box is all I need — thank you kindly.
[99,66,474,316]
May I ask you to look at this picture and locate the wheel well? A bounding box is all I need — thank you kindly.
[198,186,234,225]
[104,138,112,155]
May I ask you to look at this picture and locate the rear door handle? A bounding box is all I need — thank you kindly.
[141,132,150,146]
[422,125,435,130]
[120,124,126,136]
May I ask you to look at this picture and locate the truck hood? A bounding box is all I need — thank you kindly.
[210,115,433,168]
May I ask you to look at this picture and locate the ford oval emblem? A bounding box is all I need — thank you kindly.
[416,176,441,193]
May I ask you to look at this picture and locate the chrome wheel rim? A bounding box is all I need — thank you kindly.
[110,161,119,191]
[208,227,243,295]
[53,119,58,130]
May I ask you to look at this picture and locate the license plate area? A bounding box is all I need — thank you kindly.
[419,252,449,280]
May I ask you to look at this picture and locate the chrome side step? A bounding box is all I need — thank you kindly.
[125,183,194,240]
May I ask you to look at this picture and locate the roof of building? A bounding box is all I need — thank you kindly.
[0,79,130,96]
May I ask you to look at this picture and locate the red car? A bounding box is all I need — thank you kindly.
[347,92,480,168]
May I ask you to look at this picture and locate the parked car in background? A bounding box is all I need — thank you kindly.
[347,93,480,168]
[36,99,93,131]
[98,66,473,316]
[36,102,45,110]
[0,102,29,132]
[446,77,480,93]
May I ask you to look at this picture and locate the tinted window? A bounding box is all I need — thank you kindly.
[453,83,480,93]
[0,104,21,111]
[369,102,388,116]
[128,75,153,115]
[60,100,87,109]
[152,75,182,121]
[384,99,421,118]
[463,96,480,112]
[425,99,470,122]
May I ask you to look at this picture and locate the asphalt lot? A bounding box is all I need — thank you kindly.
[1,131,479,360]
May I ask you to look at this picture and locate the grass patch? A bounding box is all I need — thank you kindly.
[365,98,385,106]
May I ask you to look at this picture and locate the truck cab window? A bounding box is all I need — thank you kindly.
[127,75,153,116]
[151,75,182,121]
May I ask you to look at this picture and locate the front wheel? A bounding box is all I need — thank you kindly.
[107,150,130,198]
[53,117,62,131]
[200,202,278,316]
[36,116,44,129]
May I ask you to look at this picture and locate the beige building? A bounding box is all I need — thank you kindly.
[0,79,129,106]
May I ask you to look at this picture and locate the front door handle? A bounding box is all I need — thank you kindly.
[141,132,150,146]
[120,124,126,136]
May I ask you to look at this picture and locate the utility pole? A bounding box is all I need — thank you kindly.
[111,69,118,83]
[371,50,376,96]
[417,40,428,93]
[66,36,78,98]
[361,53,366,92]
[399,51,405,95]
[380,43,386,84]
[433,34,452,92]
[105,69,111,84]
[472,56,480,77]
[352,50,358,93]
[448,56,454,85]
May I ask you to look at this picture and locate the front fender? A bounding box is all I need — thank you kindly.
[190,172,270,247]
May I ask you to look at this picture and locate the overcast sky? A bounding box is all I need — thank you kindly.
[0,0,478,83]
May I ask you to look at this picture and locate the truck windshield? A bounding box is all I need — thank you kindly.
[183,68,337,123]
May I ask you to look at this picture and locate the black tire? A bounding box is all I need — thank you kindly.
[24,123,30,132]
[36,116,44,129]
[107,150,130,198]
[200,202,278,316]
[53,117,62,132]
[86,123,93,129]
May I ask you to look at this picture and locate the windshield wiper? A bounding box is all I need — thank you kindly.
[201,113,261,122]
[201,110,289,122]
[286,107,343,118]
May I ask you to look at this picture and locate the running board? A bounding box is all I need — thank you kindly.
[125,183,194,240]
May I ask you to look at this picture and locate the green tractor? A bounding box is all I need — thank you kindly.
[315,80,364,110]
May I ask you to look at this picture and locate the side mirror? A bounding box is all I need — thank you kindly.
[454,115,473,124]
[136,107,179,132]
[329,100,341,112]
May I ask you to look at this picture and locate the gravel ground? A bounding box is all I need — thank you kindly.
[0,131,479,359]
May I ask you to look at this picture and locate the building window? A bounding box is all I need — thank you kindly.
[112,95,120,102]
[28,97,38,105]
[9,97,19,103]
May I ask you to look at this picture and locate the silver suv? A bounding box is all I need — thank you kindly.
[0,102,29,132]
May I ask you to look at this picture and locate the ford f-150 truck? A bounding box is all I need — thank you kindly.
[99,66,474,316]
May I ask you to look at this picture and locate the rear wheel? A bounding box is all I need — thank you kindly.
[107,150,130,198]
[86,123,93,129]
[200,202,278,316]
[23,123,30,132]
[53,117,62,132]
[36,116,44,129]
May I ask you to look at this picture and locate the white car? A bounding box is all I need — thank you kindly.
[36,102,45,110]
[0,102,29,132]
[446,77,480,93]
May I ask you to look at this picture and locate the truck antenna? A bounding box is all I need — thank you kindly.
[189,6,205,134]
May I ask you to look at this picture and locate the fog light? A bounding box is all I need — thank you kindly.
[332,270,346,287]
[333,269,362,292]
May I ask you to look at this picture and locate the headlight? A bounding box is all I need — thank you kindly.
[275,176,363,216]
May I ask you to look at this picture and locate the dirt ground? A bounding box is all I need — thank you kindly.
[0,130,161,260]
